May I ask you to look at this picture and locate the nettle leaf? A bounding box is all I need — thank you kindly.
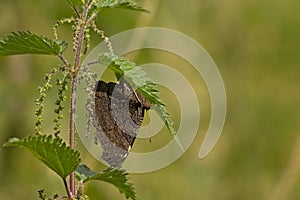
[0,31,67,56]
[75,164,137,200]
[75,164,97,181]
[98,52,183,150]
[93,0,149,13]
[98,53,162,104]
[65,0,81,7]
[3,135,81,179]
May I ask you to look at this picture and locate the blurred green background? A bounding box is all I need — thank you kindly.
[1,0,300,199]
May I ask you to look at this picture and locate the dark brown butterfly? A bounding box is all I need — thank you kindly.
[94,78,150,167]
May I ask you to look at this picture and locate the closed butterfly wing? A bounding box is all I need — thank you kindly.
[94,78,150,167]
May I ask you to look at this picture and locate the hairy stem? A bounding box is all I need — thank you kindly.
[69,3,92,196]
[69,74,77,197]
[73,4,90,72]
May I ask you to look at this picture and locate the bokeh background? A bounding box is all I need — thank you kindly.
[1,0,300,199]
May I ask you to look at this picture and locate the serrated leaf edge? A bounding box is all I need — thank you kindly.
[4,135,81,178]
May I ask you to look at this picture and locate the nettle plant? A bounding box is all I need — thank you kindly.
[1,0,181,199]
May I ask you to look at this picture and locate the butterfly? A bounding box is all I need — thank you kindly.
[94,78,150,167]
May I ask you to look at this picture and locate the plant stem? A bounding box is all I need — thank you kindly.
[63,178,71,200]
[69,74,77,197]
[68,3,92,197]
[73,4,90,72]
[58,54,70,68]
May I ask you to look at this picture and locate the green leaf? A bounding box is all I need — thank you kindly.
[98,53,183,150]
[65,0,81,7]
[75,164,97,181]
[0,31,68,56]
[93,0,149,13]
[75,164,137,200]
[3,135,81,178]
